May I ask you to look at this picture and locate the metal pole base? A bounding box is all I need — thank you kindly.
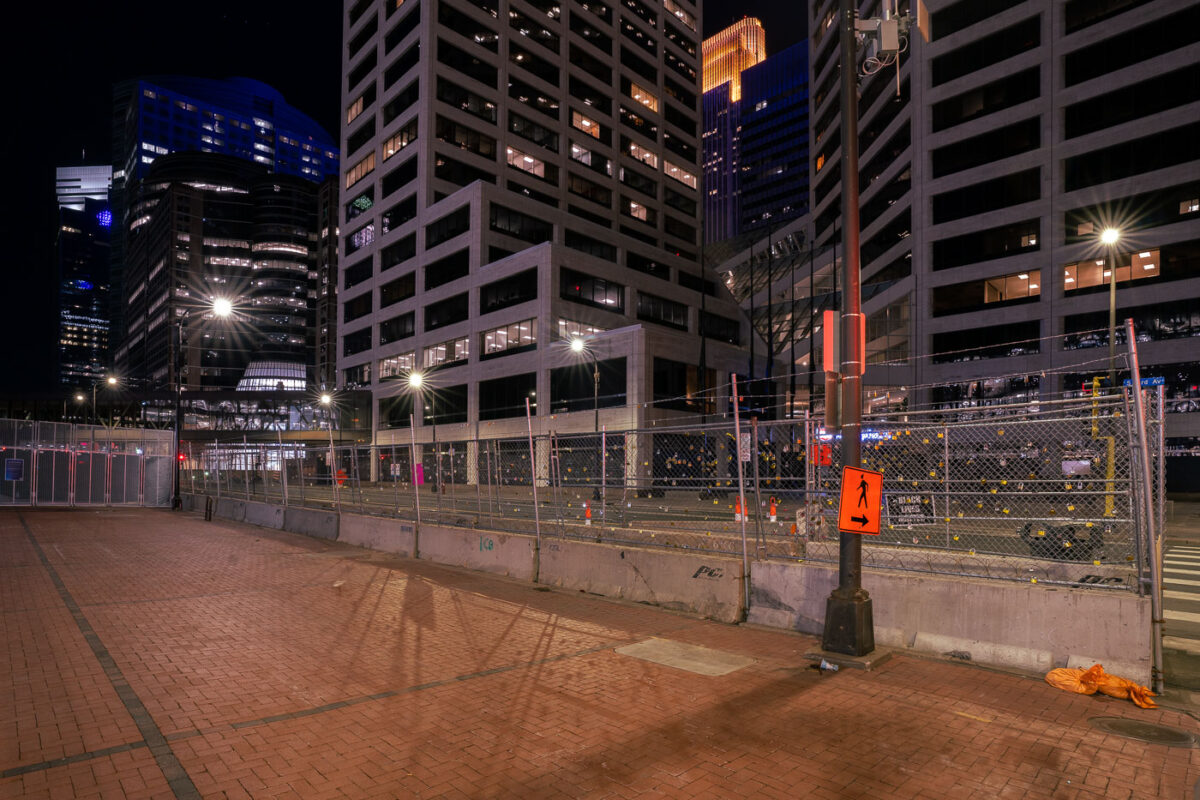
[822,590,875,656]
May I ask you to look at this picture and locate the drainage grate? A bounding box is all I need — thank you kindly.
[1089,717,1198,748]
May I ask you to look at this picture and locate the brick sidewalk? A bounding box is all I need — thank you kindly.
[3,508,1199,799]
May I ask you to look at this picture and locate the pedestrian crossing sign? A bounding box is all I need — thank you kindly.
[838,466,883,536]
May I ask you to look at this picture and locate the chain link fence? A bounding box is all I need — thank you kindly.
[182,390,1164,590]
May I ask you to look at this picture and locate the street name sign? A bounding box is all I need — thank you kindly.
[838,466,883,535]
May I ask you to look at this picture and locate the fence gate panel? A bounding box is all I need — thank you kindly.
[109,453,138,505]
[1,448,33,505]
[74,451,100,505]
[143,456,173,507]
[34,450,72,505]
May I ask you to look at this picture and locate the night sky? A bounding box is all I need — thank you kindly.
[4,1,805,394]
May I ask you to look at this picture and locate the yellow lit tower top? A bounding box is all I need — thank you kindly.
[702,18,767,102]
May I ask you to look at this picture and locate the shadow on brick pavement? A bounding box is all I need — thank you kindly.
[3,507,1200,799]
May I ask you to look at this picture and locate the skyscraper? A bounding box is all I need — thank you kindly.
[55,182,113,387]
[338,0,754,453]
[110,77,339,345]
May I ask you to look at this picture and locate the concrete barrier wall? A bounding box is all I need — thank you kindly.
[339,514,415,556]
[538,540,744,623]
[214,497,246,522]
[244,501,284,529]
[416,525,534,580]
[283,507,339,540]
[749,560,1152,684]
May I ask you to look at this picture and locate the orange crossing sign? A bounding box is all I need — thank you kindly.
[838,466,883,535]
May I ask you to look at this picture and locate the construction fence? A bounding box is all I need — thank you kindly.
[182,389,1166,591]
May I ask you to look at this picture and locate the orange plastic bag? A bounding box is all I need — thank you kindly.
[1044,664,1157,708]
[1094,672,1158,709]
[1045,664,1104,695]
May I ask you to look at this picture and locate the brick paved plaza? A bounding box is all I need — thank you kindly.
[3,508,1200,799]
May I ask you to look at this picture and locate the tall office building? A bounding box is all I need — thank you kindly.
[338,0,755,451]
[315,176,341,391]
[722,0,1200,436]
[110,77,339,345]
[701,18,766,244]
[56,184,113,387]
[114,153,319,391]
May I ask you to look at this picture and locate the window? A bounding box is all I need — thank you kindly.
[664,161,696,189]
[481,269,537,313]
[344,258,372,290]
[621,16,655,55]
[509,8,560,53]
[569,12,612,54]
[481,317,537,358]
[382,118,418,161]
[345,186,374,221]
[344,291,373,323]
[572,109,601,139]
[425,248,470,290]
[566,172,611,207]
[509,112,559,152]
[379,311,415,344]
[384,41,421,89]
[507,179,558,208]
[437,77,497,123]
[348,49,378,91]
[381,233,417,270]
[569,42,612,82]
[426,206,471,248]
[557,319,607,340]
[435,115,497,159]
[570,140,612,175]
[381,155,418,197]
[424,292,470,331]
[378,352,416,379]
[620,46,656,81]
[568,75,611,115]
[664,20,696,57]
[932,169,1040,225]
[931,16,1039,86]
[700,311,739,344]
[932,68,1039,132]
[638,292,686,331]
[664,49,695,81]
[565,229,616,261]
[344,327,373,356]
[438,38,498,87]
[347,84,376,125]
[1063,250,1159,292]
[663,76,695,108]
[380,271,415,306]
[664,0,695,31]
[345,222,375,256]
[381,195,417,234]
[345,152,376,189]
[664,215,696,245]
[349,13,378,58]
[663,131,695,161]
[627,251,669,280]
[385,0,421,49]
[382,78,420,124]
[343,362,371,388]
[933,219,1040,271]
[423,336,469,368]
[347,118,376,156]
[932,321,1039,364]
[623,135,658,168]
[932,270,1042,316]
[479,373,537,419]
[510,42,560,85]
[490,204,552,244]
[652,358,711,413]
[438,1,498,50]
[561,267,624,310]
[506,146,553,181]
[508,77,560,119]
[433,153,496,186]
[626,79,658,112]
[619,168,656,198]
[932,117,1039,178]
[623,196,656,225]
[619,106,656,139]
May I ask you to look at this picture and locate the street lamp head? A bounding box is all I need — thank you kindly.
[1100,228,1120,246]
[212,297,233,318]
[570,337,585,353]
[106,376,118,386]
[319,393,332,405]
[75,394,85,402]
[407,371,424,389]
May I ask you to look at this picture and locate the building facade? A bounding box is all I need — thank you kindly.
[114,153,319,392]
[719,0,1200,440]
[338,0,757,451]
[110,77,339,345]
[56,196,113,387]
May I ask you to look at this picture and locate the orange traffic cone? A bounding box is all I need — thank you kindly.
[769,497,778,522]
[734,495,743,522]
[584,501,592,525]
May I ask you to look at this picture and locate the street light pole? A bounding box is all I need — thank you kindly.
[571,337,602,501]
[173,315,186,509]
[1102,228,1121,388]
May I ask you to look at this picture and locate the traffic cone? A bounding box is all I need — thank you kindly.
[734,495,742,522]
[584,501,592,526]
[769,497,778,523]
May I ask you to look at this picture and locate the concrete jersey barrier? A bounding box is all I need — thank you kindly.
[416,524,534,580]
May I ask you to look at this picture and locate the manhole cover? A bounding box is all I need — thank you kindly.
[1089,717,1198,747]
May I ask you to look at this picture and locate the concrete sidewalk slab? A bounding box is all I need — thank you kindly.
[3,507,1200,799]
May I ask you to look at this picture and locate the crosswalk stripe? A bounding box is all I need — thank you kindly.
[1165,609,1200,624]
[1165,578,1200,587]
[1163,636,1200,655]
[1165,590,1200,601]
[1165,554,1200,561]
[1164,569,1200,576]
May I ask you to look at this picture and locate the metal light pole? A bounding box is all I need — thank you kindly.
[571,337,602,501]
[92,375,117,426]
[174,299,232,510]
[408,372,439,493]
[320,392,341,511]
[822,0,874,657]
[1102,228,1121,388]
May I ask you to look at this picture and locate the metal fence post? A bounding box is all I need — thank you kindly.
[601,426,607,534]
[410,415,422,554]
[278,430,288,507]
[943,425,951,549]
[526,398,541,582]
[731,375,750,619]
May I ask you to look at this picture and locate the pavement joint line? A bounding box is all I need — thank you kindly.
[0,740,149,779]
[16,511,202,800]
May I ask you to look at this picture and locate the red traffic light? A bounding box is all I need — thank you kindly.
[177,453,186,462]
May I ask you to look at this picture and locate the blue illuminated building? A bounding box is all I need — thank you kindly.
[57,196,112,387]
[109,76,339,343]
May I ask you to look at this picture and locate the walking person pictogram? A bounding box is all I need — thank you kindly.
[857,475,869,507]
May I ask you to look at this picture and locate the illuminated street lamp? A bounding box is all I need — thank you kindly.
[1101,227,1121,387]
[407,371,440,492]
[570,336,602,501]
[319,392,341,511]
[92,375,118,425]
[174,298,232,510]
